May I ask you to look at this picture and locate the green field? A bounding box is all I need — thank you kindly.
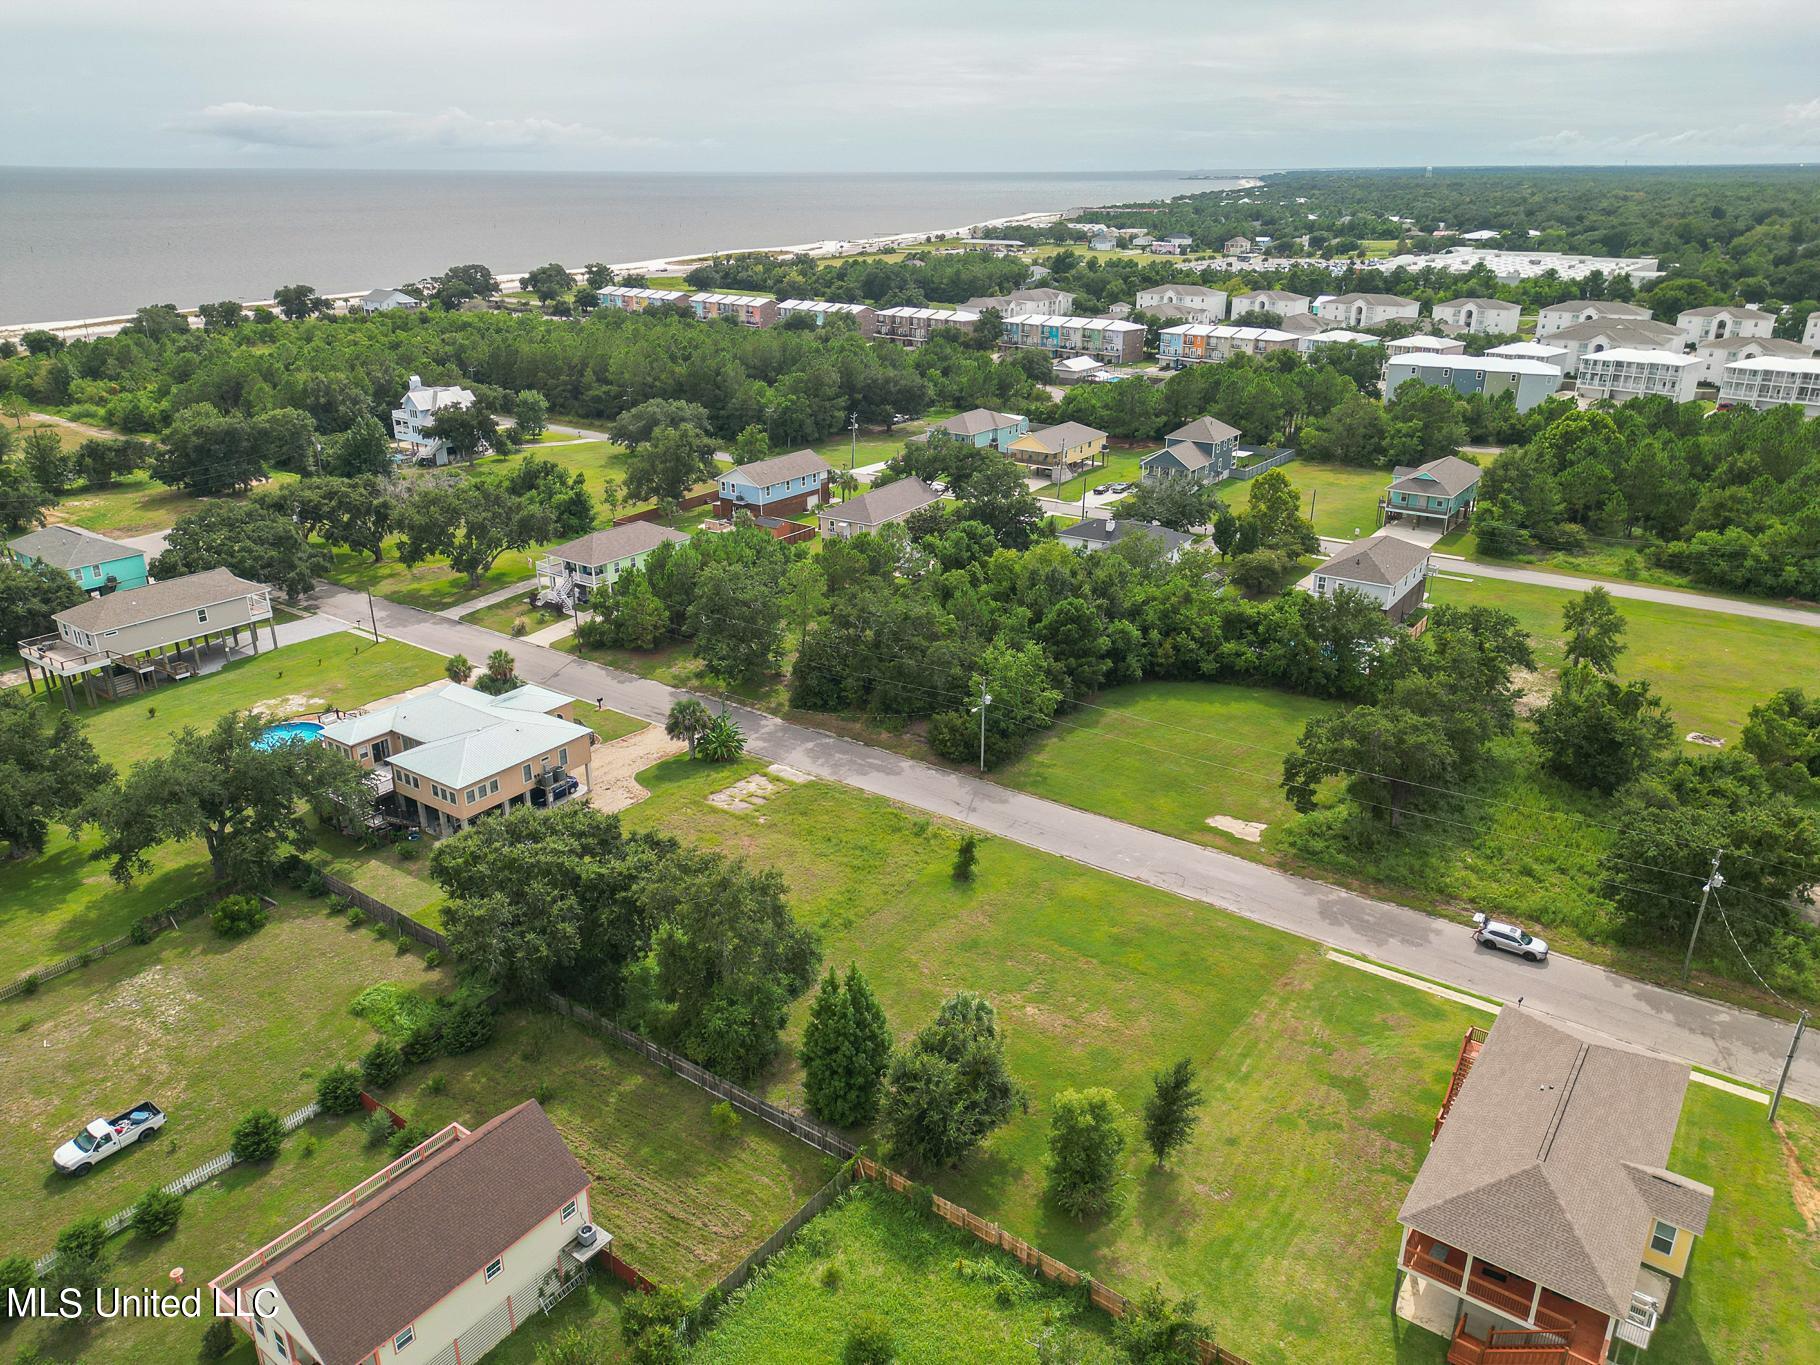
[1048,449,1148,503]
[576,700,649,743]
[459,592,566,637]
[689,1181,1116,1363]
[47,468,302,537]
[1216,459,1386,540]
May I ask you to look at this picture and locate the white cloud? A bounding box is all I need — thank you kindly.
[176,102,657,152]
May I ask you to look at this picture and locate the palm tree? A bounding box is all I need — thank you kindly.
[445,653,473,684]
[665,697,711,758]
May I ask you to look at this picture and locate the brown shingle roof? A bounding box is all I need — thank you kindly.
[546,522,689,567]
[262,1102,587,1365]
[1316,534,1431,587]
[820,476,940,527]
[1015,421,1106,455]
[1168,416,1241,446]
[53,567,264,632]
[727,449,831,487]
[1388,455,1482,499]
[1398,1011,1706,1318]
[939,408,1024,437]
[7,524,139,570]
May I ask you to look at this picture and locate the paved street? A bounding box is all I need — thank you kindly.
[305,580,1817,1102]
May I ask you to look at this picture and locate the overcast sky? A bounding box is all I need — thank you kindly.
[9,0,1820,172]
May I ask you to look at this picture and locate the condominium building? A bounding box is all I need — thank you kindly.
[1675,305,1774,346]
[1433,297,1521,335]
[689,292,778,327]
[1689,336,1812,384]
[874,306,979,347]
[1135,284,1228,320]
[1718,356,1820,417]
[1383,354,1561,412]
[1229,288,1310,318]
[776,299,877,334]
[1574,348,1703,404]
[1159,323,1298,367]
[1544,318,1685,375]
[999,314,1146,364]
[1534,299,1653,340]
[1321,292,1421,329]
[1806,312,1820,349]
[597,286,692,312]
[1385,335,1467,359]
[1485,341,1571,376]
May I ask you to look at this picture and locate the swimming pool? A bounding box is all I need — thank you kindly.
[253,720,325,750]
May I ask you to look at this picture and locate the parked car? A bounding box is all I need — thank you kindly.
[1107,481,1135,494]
[53,1102,166,1174]
[1091,483,1111,495]
[1472,913,1548,962]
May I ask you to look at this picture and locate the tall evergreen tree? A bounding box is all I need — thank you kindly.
[1141,1058,1205,1166]
[800,963,893,1127]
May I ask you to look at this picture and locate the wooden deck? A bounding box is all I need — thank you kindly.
[1431,1024,1488,1139]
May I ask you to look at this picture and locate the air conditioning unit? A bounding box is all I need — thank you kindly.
[576,1224,598,1248]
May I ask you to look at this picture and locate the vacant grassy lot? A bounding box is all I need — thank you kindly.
[1427,573,1820,746]
[690,1182,1116,1364]
[576,700,648,743]
[1215,459,1386,540]
[460,592,566,636]
[49,469,301,537]
[623,757,1468,1364]
[0,899,446,1255]
[323,539,544,612]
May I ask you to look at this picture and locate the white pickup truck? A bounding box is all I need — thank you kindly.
[52,1102,166,1174]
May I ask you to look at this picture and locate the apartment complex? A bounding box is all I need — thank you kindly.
[1384,335,1466,359]
[999,314,1146,363]
[1135,283,1227,319]
[1718,355,1820,416]
[1675,304,1773,345]
[597,286,692,312]
[689,292,778,327]
[874,306,979,347]
[1544,318,1685,374]
[1229,288,1310,318]
[1574,348,1703,404]
[1382,354,1561,412]
[1534,299,1653,339]
[1321,292,1420,329]
[1433,297,1521,335]
[1159,323,1298,367]
[776,299,877,333]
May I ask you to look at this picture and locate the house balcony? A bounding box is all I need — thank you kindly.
[17,633,109,677]
[1431,1024,1488,1139]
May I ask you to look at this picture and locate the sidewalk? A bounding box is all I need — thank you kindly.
[436,578,537,620]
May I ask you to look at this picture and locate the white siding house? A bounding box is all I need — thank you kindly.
[1675,305,1774,346]
[391,375,477,464]
[1574,348,1703,404]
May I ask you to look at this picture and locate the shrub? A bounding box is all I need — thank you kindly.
[315,1064,364,1115]
[511,617,529,637]
[424,948,443,969]
[361,1036,405,1088]
[396,935,412,955]
[302,867,328,897]
[952,835,980,882]
[710,1100,741,1141]
[200,1316,237,1359]
[440,999,496,1055]
[297,1133,319,1157]
[0,1253,35,1317]
[843,1313,896,1364]
[345,907,364,928]
[620,1285,691,1358]
[536,1323,611,1365]
[128,916,158,946]
[534,1080,557,1105]
[387,1121,431,1158]
[19,973,39,996]
[131,1185,183,1238]
[424,1073,448,1096]
[211,893,267,938]
[230,1109,285,1163]
[363,1111,395,1146]
[820,1260,843,1291]
[396,840,420,862]
[400,1015,445,1064]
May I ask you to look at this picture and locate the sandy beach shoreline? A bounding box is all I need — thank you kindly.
[1,181,1261,339]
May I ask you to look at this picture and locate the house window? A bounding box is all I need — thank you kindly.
[1650,1220,1677,1256]
[274,1333,289,1359]
[559,748,569,766]
[486,1257,503,1282]
[197,607,209,623]
[465,789,476,805]
[394,1326,415,1351]
[489,778,499,794]
[562,1199,578,1223]
[523,764,533,782]
[255,1317,266,1337]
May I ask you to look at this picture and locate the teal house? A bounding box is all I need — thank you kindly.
[6,525,149,594]
[1381,456,1482,532]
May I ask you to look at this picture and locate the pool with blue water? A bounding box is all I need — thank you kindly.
[253,720,325,749]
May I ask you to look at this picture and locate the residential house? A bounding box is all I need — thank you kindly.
[874,306,979,347]
[534,523,691,606]
[1229,288,1310,318]
[1396,1010,1713,1364]
[1382,455,1482,531]
[1148,234,1194,255]
[319,682,595,835]
[1533,318,1683,374]
[391,375,477,465]
[1484,341,1571,375]
[1718,355,1820,417]
[1533,298,1654,339]
[1689,335,1811,384]
[1383,354,1561,413]
[934,408,1028,448]
[1053,354,1108,383]
[817,475,941,538]
[1322,292,1421,329]
[1574,348,1703,404]
[1433,297,1521,335]
[17,567,274,707]
[1385,335,1467,359]
[357,288,420,313]
[1058,518,1195,558]
[1141,416,1240,484]
[6,525,148,594]
[714,448,832,516]
[1005,421,1107,484]
[1135,284,1228,320]
[1223,235,1254,255]
[597,286,692,313]
[776,299,877,334]
[210,1102,600,1365]
[1000,314,1147,363]
[1158,323,1298,367]
[1300,329,1381,352]
[1675,304,1774,346]
[1088,235,1117,252]
[962,287,1076,316]
[1307,534,1432,621]
[689,292,778,328]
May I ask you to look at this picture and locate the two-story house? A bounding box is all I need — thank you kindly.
[1307,534,1431,621]
[1141,416,1241,484]
[714,449,832,516]
[1135,284,1228,321]
[1396,1010,1713,1364]
[1675,304,1774,346]
[1057,517,1195,559]
[535,522,691,606]
[17,567,273,707]
[1005,421,1107,484]
[1382,455,1482,531]
[319,682,595,836]
[6,525,148,594]
[211,1102,602,1365]
[935,408,1028,448]
[1433,297,1521,335]
[689,292,778,327]
[391,375,476,465]
[358,288,420,313]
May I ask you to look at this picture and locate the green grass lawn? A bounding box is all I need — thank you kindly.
[322,539,544,612]
[1048,450,1148,503]
[51,470,300,537]
[622,757,1470,1364]
[811,422,928,473]
[576,700,648,743]
[688,1182,1116,1364]
[1216,459,1386,540]
[1427,573,1820,747]
[459,592,565,636]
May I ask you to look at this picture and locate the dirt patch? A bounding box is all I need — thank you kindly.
[1511,667,1554,718]
[1207,815,1266,842]
[246,692,329,720]
[587,725,681,814]
[1685,731,1726,748]
[709,773,783,811]
[1776,1121,1820,1233]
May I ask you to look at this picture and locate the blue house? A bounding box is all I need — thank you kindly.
[6,525,149,594]
[715,449,832,517]
[1140,416,1241,484]
[935,408,1028,448]
[1382,456,1482,531]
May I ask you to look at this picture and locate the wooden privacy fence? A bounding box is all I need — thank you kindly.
[613,489,715,526]
[697,1165,855,1321]
[319,871,449,951]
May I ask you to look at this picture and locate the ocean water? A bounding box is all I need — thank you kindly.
[0,168,1230,324]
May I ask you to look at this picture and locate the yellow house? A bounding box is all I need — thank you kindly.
[1006,421,1108,484]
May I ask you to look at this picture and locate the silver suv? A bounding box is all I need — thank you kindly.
[1472,913,1548,962]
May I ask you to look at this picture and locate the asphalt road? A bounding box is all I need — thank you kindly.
[307,581,1817,1102]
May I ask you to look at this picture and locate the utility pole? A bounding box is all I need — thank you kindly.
[970,681,993,773]
[366,588,381,644]
[1680,851,1724,985]
[1768,1011,1809,1124]
[849,412,859,471]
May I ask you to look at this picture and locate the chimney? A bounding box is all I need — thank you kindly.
[407,374,423,389]
[1104,519,1116,533]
